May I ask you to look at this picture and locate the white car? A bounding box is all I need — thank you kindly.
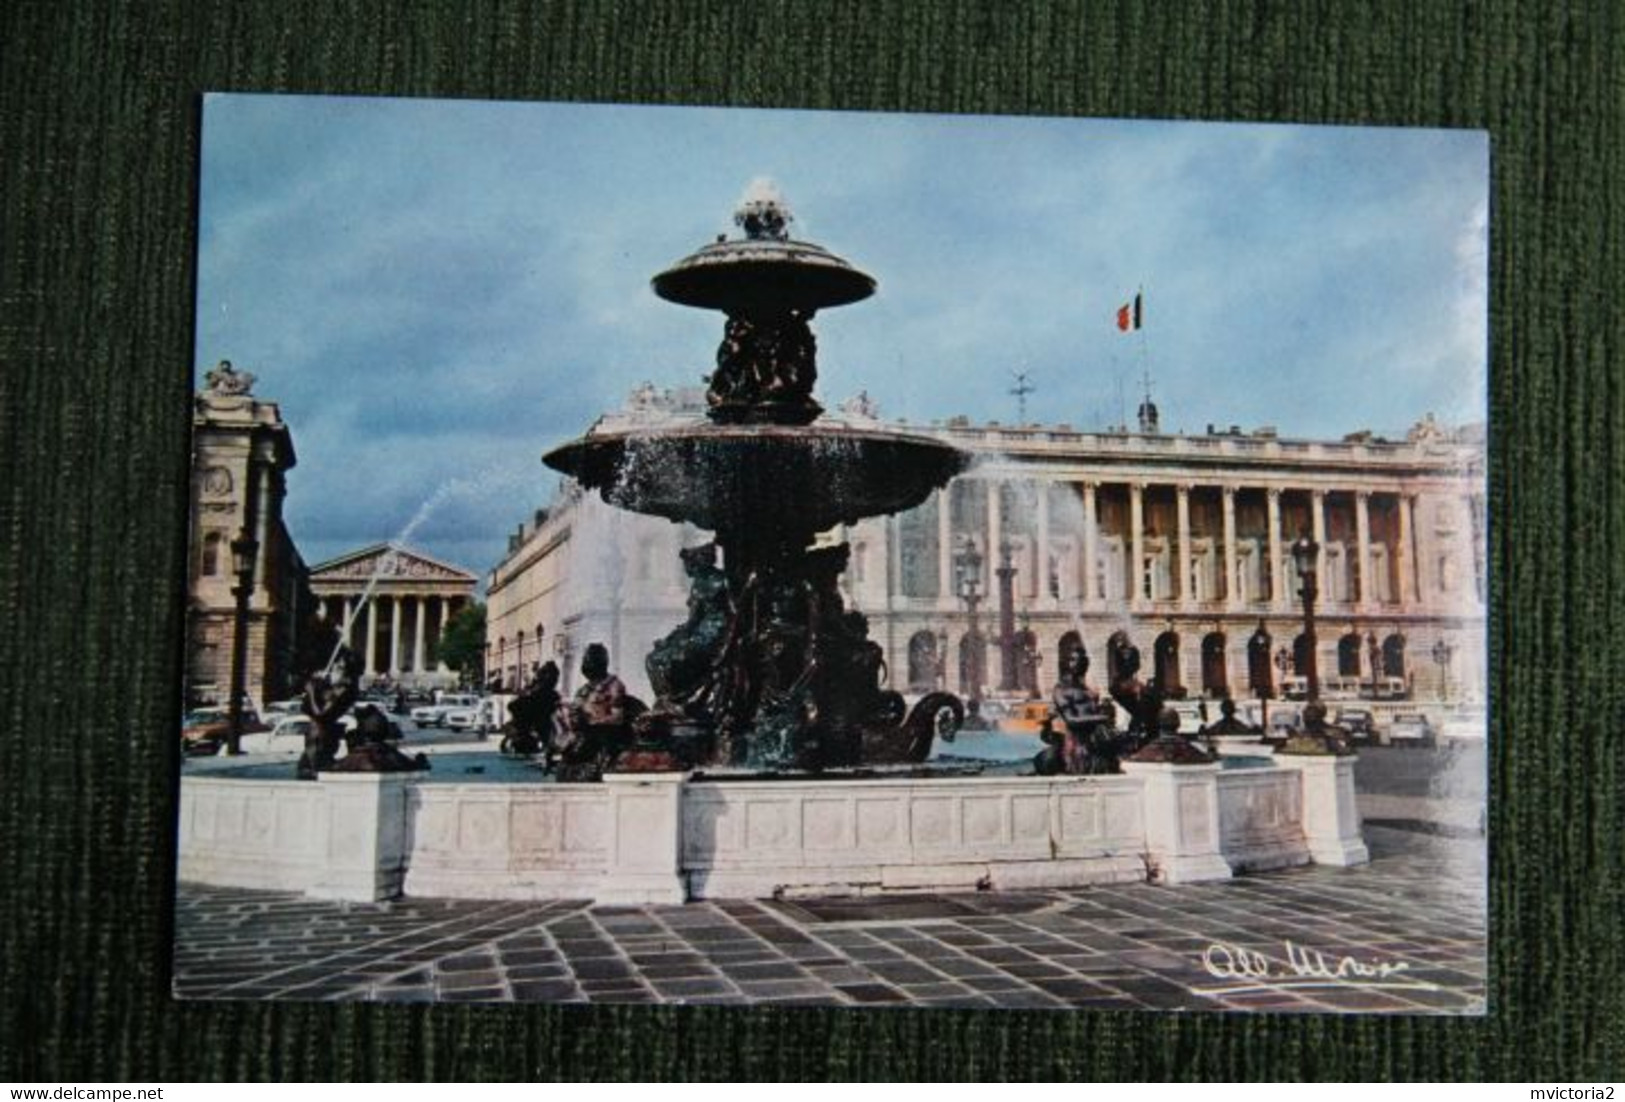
[444,704,485,732]
[233,714,313,754]
[410,693,480,727]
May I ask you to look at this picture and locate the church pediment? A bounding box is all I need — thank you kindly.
[311,544,477,584]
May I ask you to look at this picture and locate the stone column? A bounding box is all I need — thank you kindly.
[986,479,1001,591]
[1035,481,1052,608]
[434,596,450,674]
[937,486,953,605]
[1355,491,1373,610]
[1129,481,1146,609]
[1176,483,1193,608]
[1268,488,1286,610]
[389,596,402,676]
[413,594,426,676]
[1397,493,1417,605]
[1222,486,1239,609]
[364,598,378,676]
[1082,481,1100,608]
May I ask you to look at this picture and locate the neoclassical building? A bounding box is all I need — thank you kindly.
[186,362,313,708]
[309,544,479,689]
[487,387,1485,706]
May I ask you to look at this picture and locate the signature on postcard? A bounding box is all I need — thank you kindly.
[1196,939,1440,995]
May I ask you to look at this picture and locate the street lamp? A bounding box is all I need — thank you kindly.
[224,529,259,756]
[1281,533,1348,754]
[1432,637,1455,703]
[953,536,985,713]
[1289,535,1321,704]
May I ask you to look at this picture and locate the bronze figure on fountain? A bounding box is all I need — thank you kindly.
[1035,645,1125,775]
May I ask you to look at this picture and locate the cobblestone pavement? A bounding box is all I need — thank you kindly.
[173,823,1483,1014]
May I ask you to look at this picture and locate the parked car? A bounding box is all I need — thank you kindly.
[444,703,486,733]
[1334,707,1377,741]
[994,700,1052,735]
[410,693,480,727]
[1168,700,1208,734]
[263,698,305,719]
[1437,714,1486,744]
[235,714,314,754]
[181,706,268,743]
[1259,706,1301,741]
[1385,713,1436,748]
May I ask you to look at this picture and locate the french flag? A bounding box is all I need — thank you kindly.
[1116,293,1143,332]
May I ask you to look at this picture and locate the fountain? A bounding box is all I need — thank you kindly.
[176,183,1370,906]
[544,183,965,773]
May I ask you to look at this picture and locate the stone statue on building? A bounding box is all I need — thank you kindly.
[203,359,256,397]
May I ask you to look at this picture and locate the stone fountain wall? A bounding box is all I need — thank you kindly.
[176,757,1364,903]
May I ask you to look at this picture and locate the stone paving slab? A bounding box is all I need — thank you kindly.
[173,824,1484,1014]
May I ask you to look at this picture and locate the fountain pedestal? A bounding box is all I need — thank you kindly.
[597,772,689,904]
[1119,760,1234,884]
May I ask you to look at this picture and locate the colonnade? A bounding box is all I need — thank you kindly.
[920,476,1472,616]
[320,592,463,679]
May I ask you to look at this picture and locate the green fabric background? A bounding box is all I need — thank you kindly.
[1,0,1620,1082]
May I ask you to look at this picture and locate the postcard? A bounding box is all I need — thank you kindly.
[175,95,1486,1013]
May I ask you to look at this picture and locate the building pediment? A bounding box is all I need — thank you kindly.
[311,544,478,584]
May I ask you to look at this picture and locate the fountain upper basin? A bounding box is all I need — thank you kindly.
[544,420,967,534]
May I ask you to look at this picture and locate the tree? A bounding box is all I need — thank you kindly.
[437,601,487,687]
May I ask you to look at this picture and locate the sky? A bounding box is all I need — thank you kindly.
[195,95,1488,581]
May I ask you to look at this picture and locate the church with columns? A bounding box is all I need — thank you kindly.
[309,545,479,689]
[486,387,1485,707]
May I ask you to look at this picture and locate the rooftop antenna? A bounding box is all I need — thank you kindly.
[1009,370,1036,425]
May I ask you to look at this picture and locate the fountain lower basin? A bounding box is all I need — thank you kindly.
[176,750,1368,903]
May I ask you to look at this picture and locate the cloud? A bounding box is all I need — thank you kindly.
[197,98,1487,579]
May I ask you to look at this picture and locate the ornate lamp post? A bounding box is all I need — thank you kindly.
[1432,637,1455,703]
[995,538,1019,693]
[224,529,259,756]
[1290,534,1321,704]
[1282,534,1347,754]
[953,536,985,713]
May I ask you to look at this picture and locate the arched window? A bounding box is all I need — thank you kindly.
[1201,632,1228,698]
[958,631,987,697]
[1154,631,1183,698]
[1338,632,1363,677]
[1382,633,1407,680]
[1058,630,1084,676]
[906,631,938,692]
[1247,625,1274,697]
[1293,633,1313,678]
